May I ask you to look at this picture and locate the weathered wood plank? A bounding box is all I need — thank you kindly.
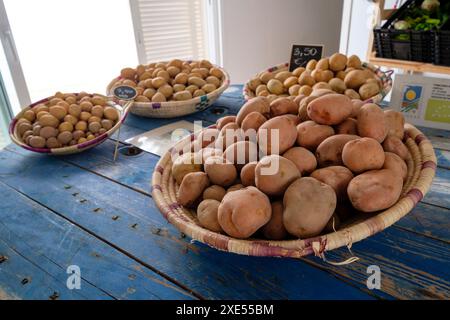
[0,238,100,300]
[0,148,376,299]
[435,149,450,170]
[307,226,450,300]
[0,181,195,300]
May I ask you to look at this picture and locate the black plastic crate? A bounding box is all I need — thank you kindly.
[435,20,450,66]
[373,0,444,63]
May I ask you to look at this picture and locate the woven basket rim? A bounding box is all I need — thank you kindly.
[9,93,129,155]
[106,62,230,118]
[151,124,436,258]
[243,61,393,104]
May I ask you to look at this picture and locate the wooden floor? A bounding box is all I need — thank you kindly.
[0,85,449,300]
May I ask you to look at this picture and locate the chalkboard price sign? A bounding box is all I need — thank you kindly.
[289,45,323,71]
[113,85,138,101]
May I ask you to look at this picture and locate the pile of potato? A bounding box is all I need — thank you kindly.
[16,92,119,149]
[172,91,408,240]
[246,53,383,102]
[111,59,224,103]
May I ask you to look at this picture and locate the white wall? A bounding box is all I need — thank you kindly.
[220,0,344,84]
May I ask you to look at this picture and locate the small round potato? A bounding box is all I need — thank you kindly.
[261,201,288,240]
[255,155,300,196]
[203,185,227,201]
[347,169,403,212]
[227,184,245,193]
[282,147,317,175]
[329,53,347,72]
[310,166,354,200]
[223,141,259,169]
[218,187,272,239]
[342,137,385,173]
[196,128,219,149]
[176,172,210,207]
[240,161,257,186]
[204,156,238,187]
[296,121,335,150]
[197,200,222,233]
[267,79,284,95]
[283,177,337,238]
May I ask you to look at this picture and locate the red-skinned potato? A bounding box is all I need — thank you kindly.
[270,97,299,117]
[197,199,223,232]
[241,111,267,132]
[316,134,360,167]
[261,201,288,240]
[176,172,210,207]
[307,94,353,125]
[172,152,203,184]
[283,177,337,238]
[203,185,227,201]
[382,135,409,161]
[215,122,243,150]
[335,118,358,135]
[204,156,238,187]
[255,155,300,196]
[310,166,354,200]
[240,161,257,186]
[282,147,317,175]
[236,97,270,126]
[218,187,272,239]
[350,99,365,118]
[342,137,385,173]
[357,103,387,143]
[257,115,297,155]
[296,120,335,150]
[223,141,259,169]
[216,116,236,130]
[195,128,219,149]
[383,152,407,181]
[384,110,405,140]
[347,169,403,212]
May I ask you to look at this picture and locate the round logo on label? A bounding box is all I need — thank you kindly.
[113,85,137,101]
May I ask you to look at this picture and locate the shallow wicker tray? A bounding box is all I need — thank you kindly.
[106,64,230,119]
[243,62,393,104]
[9,93,130,156]
[151,124,436,258]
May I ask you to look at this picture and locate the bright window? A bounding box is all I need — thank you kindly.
[3,0,138,102]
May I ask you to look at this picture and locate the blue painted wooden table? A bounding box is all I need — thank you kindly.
[0,85,449,300]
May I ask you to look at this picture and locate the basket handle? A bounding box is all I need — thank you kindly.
[384,69,394,78]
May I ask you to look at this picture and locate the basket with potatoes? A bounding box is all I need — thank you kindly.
[152,92,436,258]
[244,53,393,104]
[107,59,230,118]
[9,92,127,155]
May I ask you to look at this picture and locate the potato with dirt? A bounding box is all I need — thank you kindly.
[347,169,403,212]
[283,177,337,238]
[255,155,300,196]
[218,187,272,238]
[176,172,210,207]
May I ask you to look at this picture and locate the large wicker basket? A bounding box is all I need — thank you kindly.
[9,93,130,156]
[106,64,230,119]
[243,62,393,104]
[151,124,436,258]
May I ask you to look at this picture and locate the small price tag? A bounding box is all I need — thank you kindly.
[289,44,323,71]
[113,85,137,101]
